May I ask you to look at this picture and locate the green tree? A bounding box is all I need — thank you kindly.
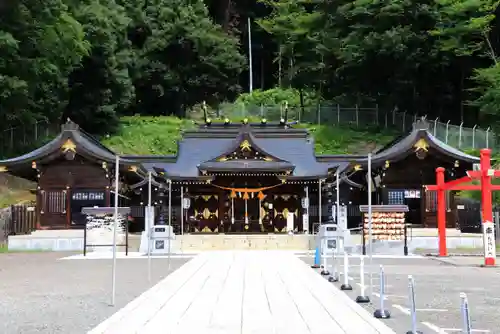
[0,0,89,126]
[64,0,134,134]
[126,0,246,117]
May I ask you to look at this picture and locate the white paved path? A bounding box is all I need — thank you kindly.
[89,251,396,334]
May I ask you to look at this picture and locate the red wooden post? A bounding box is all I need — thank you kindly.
[436,167,447,256]
[480,149,495,266]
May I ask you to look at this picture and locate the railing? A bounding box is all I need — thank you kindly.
[209,103,494,151]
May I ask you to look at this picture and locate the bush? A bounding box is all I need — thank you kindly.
[235,88,319,108]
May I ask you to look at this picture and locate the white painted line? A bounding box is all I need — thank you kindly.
[355,282,393,289]
[393,303,448,314]
[441,329,490,333]
[393,304,411,315]
[319,254,424,259]
[59,252,196,260]
[422,321,445,333]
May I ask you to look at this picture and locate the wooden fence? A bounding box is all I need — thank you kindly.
[1,203,37,242]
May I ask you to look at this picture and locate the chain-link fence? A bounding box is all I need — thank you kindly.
[0,119,59,158]
[0,104,495,157]
[210,102,495,151]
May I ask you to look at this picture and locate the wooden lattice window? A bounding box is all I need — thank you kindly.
[425,191,452,212]
[44,191,67,213]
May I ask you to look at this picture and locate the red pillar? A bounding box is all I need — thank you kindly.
[436,167,447,256]
[480,149,495,266]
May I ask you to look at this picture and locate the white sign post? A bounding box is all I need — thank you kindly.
[483,221,496,266]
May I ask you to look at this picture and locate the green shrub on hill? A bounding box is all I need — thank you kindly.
[102,115,395,155]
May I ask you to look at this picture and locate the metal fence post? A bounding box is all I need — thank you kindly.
[260,104,264,118]
[446,120,450,144]
[434,118,438,136]
[392,107,396,125]
[402,111,407,132]
[318,103,321,126]
[459,122,463,148]
[328,245,339,282]
[407,275,422,334]
[486,127,491,148]
[460,292,472,334]
[355,104,359,127]
[337,104,340,125]
[340,251,352,290]
[356,255,370,303]
[374,265,391,319]
[10,127,14,150]
[320,238,330,275]
[472,125,477,149]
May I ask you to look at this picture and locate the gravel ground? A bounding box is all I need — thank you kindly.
[0,252,191,334]
[301,255,500,333]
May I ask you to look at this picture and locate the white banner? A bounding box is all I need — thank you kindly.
[483,221,496,260]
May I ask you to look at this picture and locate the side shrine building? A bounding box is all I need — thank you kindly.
[0,118,480,234]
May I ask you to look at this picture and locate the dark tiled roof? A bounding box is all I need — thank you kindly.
[355,119,479,166]
[138,123,347,178]
[199,160,295,172]
[0,119,146,173]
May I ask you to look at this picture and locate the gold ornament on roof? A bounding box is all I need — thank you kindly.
[354,164,362,171]
[0,166,7,172]
[240,140,251,151]
[263,156,273,162]
[128,165,138,172]
[61,139,76,153]
[414,138,429,152]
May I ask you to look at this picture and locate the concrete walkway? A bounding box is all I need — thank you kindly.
[89,251,396,334]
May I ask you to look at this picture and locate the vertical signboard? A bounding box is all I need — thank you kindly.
[483,221,496,266]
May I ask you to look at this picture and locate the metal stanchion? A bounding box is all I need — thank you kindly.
[340,251,352,290]
[321,240,330,275]
[461,292,472,334]
[356,255,370,303]
[374,265,391,319]
[406,275,422,334]
[328,247,339,282]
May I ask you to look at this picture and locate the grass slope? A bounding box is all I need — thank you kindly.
[0,175,35,208]
[102,116,397,155]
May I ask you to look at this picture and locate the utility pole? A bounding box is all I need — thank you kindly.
[248,17,253,94]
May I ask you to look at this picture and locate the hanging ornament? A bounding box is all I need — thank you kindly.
[243,192,250,200]
[257,191,265,201]
[230,190,236,198]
